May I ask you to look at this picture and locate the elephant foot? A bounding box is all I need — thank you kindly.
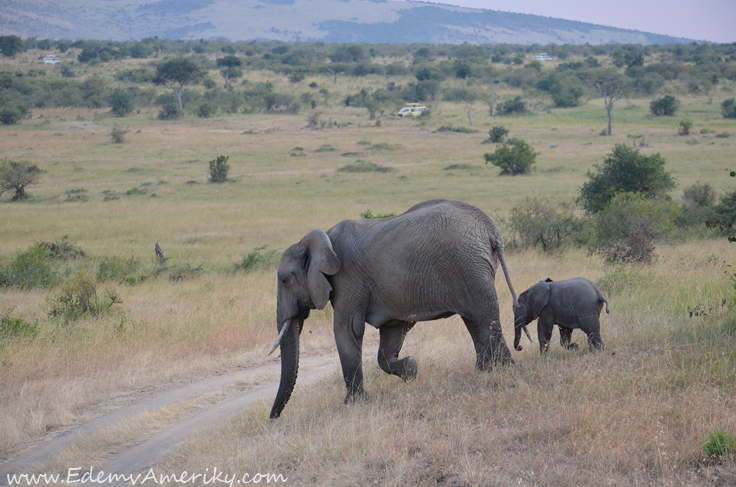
[402,356,418,382]
[566,342,579,351]
[344,388,369,405]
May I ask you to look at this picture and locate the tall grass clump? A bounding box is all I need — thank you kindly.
[48,272,121,321]
[337,161,393,173]
[700,427,736,458]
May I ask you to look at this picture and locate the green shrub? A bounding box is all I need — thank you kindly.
[0,244,57,289]
[678,118,693,135]
[197,103,215,118]
[578,144,676,214]
[97,255,144,282]
[721,98,736,119]
[1,107,23,125]
[37,240,86,260]
[233,245,280,273]
[158,100,183,120]
[337,161,394,173]
[1,310,38,339]
[208,155,230,183]
[110,125,128,144]
[435,126,476,134]
[594,193,679,264]
[507,196,581,253]
[483,139,538,176]
[487,126,509,143]
[48,272,120,320]
[649,95,680,116]
[109,88,135,117]
[700,427,736,457]
[496,97,526,115]
[678,182,717,228]
[360,210,397,219]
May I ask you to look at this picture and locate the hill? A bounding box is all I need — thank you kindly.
[1,0,692,44]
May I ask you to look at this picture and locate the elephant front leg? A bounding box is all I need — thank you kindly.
[377,321,417,381]
[334,312,368,403]
[537,317,554,354]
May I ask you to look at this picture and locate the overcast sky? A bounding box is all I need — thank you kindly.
[424,0,735,44]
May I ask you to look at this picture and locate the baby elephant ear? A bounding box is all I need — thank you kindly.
[530,280,551,319]
[302,229,341,310]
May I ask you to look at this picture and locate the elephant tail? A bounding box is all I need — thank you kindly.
[496,242,519,307]
[601,296,610,314]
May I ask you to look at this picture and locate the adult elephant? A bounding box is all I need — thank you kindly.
[268,199,521,419]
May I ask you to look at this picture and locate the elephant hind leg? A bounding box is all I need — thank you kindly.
[587,329,604,350]
[377,321,417,381]
[462,317,514,371]
[559,327,579,350]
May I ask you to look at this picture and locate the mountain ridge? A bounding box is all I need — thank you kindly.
[0,0,693,45]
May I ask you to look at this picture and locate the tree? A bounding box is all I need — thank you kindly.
[508,196,581,253]
[153,57,204,110]
[484,139,539,176]
[0,35,25,57]
[216,55,243,89]
[578,144,676,213]
[0,161,42,200]
[108,88,135,117]
[579,69,628,135]
[650,95,680,116]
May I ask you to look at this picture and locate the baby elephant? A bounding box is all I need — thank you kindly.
[513,277,609,353]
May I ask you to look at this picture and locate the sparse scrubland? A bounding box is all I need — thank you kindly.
[1,39,736,485]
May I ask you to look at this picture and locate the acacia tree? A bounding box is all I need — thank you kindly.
[216,55,243,89]
[0,161,42,200]
[153,57,204,110]
[579,69,628,135]
[0,35,25,57]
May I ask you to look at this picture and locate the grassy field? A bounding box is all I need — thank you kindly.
[2,56,736,485]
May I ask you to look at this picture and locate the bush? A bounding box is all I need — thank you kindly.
[0,244,57,289]
[507,196,581,253]
[649,95,680,116]
[678,118,693,135]
[158,100,183,120]
[48,272,119,320]
[97,255,145,283]
[208,155,230,183]
[487,126,509,143]
[484,139,538,176]
[700,427,736,458]
[679,182,717,228]
[721,98,736,119]
[109,88,135,117]
[110,125,128,144]
[496,96,526,115]
[233,245,280,273]
[197,103,215,118]
[0,310,38,339]
[594,193,679,264]
[337,161,394,173]
[0,161,42,201]
[578,144,676,213]
[0,107,23,125]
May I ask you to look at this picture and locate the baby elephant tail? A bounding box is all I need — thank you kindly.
[601,296,610,314]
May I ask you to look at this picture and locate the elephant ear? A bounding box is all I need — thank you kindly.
[301,229,341,310]
[530,281,551,320]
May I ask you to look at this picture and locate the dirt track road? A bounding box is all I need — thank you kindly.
[0,353,340,486]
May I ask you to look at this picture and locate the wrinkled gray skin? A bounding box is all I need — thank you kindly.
[270,199,520,419]
[513,277,610,353]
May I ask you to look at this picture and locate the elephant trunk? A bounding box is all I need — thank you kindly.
[514,320,523,351]
[269,319,301,419]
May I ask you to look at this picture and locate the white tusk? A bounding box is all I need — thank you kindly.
[523,325,533,343]
[267,320,291,356]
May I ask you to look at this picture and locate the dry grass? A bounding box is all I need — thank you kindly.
[2,55,736,483]
[158,243,736,486]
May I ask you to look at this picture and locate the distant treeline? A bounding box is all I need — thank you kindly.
[2,36,736,121]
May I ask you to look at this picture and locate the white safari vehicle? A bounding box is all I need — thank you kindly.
[534,53,552,61]
[43,57,61,64]
[398,103,427,117]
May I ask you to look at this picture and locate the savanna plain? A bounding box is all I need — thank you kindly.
[2,49,736,486]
